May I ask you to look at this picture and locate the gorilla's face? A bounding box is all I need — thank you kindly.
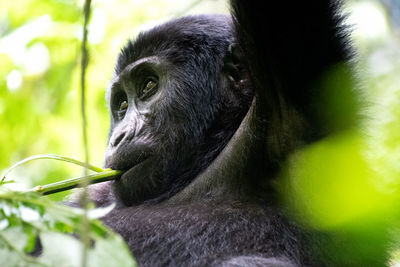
[104,56,166,204]
[104,15,252,206]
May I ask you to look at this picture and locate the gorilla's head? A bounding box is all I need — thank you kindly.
[104,15,252,205]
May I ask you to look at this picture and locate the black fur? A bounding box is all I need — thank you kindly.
[86,1,372,266]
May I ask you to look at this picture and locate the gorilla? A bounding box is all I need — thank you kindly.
[86,0,366,266]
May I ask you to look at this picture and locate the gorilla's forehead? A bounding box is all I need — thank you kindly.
[114,14,234,75]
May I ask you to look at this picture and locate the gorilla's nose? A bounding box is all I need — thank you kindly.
[110,131,126,147]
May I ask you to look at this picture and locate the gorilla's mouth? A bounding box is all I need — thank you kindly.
[105,148,152,174]
[119,156,152,180]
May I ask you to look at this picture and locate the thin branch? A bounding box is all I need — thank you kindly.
[80,0,92,266]
[81,0,91,174]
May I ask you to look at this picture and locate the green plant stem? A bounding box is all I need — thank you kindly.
[80,0,91,174]
[28,170,121,195]
[80,0,92,265]
[1,154,105,182]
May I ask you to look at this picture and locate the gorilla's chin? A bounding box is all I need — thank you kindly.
[113,157,163,205]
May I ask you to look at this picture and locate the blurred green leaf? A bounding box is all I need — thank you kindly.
[0,189,137,266]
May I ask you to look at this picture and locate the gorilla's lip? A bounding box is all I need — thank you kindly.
[106,150,152,173]
[119,156,152,177]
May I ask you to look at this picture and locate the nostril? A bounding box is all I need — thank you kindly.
[111,132,126,147]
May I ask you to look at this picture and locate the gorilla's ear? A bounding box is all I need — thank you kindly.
[224,43,246,88]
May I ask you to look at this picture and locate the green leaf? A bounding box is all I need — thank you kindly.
[40,232,82,267]
[88,233,137,267]
[0,191,137,266]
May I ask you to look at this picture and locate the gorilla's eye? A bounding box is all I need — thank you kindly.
[139,78,158,99]
[119,100,128,111]
[113,91,128,120]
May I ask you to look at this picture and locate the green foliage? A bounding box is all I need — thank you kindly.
[0,187,136,267]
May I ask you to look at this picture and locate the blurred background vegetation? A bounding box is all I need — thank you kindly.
[0,0,400,263]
